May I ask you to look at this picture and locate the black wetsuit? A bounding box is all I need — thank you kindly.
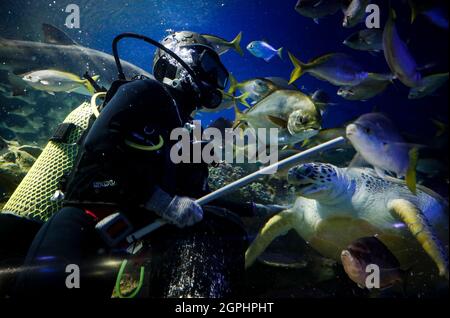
[13,78,251,298]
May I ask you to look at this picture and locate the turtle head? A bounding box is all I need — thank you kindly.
[287,163,349,202]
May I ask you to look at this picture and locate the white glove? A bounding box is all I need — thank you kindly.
[145,187,203,228]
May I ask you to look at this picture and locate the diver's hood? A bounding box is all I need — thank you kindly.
[153,31,229,109]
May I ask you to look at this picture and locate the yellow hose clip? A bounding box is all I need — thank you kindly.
[124,135,164,152]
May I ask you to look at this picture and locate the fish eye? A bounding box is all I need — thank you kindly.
[364,127,371,134]
[297,116,306,124]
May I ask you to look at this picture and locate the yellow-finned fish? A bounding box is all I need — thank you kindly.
[288,52,368,86]
[383,9,422,88]
[337,73,394,101]
[228,74,296,104]
[202,32,244,56]
[234,89,321,146]
[21,70,99,96]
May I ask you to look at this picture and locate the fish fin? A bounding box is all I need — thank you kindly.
[228,73,239,95]
[431,119,447,137]
[233,104,245,129]
[388,199,449,278]
[349,153,369,168]
[11,85,26,96]
[277,47,284,60]
[267,115,288,128]
[245,210,296,269]
[417,62,436,72]
[288,52,305,85]
[40,80,50,85]
[42,23,77,45]
[391,8,397,21]
[231,31,244,56]
[410,2,418,24]
[301,139,311,148]
[375,166,388,178]
[313,18,320,25]
[237,92,251,108]
[47,91,55,96]
[313,101,329,115]
[406,147,419,195]
[82,80,96,95]
[91,75,100,82]
[264,55,274,63]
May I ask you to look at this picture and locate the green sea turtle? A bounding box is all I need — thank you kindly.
[245,163,449,281]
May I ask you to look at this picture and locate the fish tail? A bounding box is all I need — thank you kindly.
[391,8,397,21]
[409,0,418,24]
[277,47,284,60]
[233,104,246,129]
[431,119,446,137]
[406,147,419,194]
[231,31,244,56]
[228,73,239,95]
[237,92,251,108]
[288,52,305,85]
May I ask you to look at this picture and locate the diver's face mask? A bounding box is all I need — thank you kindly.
[179,44,229,109]
[112,33,229,110]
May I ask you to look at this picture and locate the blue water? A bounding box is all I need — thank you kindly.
[1,0,448,135]
[0,0,449,298]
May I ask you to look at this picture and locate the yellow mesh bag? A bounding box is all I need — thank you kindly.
[2,102,94,222]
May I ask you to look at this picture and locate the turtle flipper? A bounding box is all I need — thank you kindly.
[245,210,296,269]
[388,199,449,278]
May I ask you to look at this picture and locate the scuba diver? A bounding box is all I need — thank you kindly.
[12,31,277,298]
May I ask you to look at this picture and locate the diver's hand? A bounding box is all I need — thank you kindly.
[145,187,203,228]
[164,196,203,228]
[253,203,289,218]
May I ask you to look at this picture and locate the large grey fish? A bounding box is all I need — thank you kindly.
[383,10,422,88]
[234,90,321,146]
[346,113,420,194]
[295,0,344,23]
[288,52,369,86]
[409,73,449,99]
[0,24,150,93]
[337,73,393,101]
[343,29,383,53]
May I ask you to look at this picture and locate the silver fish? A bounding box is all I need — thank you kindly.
[346,113,419,193]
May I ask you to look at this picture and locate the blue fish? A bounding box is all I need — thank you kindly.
[246,41,283,62]
[424,8,449,30]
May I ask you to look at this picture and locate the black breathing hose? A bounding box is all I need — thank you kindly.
[112,32,203,91]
